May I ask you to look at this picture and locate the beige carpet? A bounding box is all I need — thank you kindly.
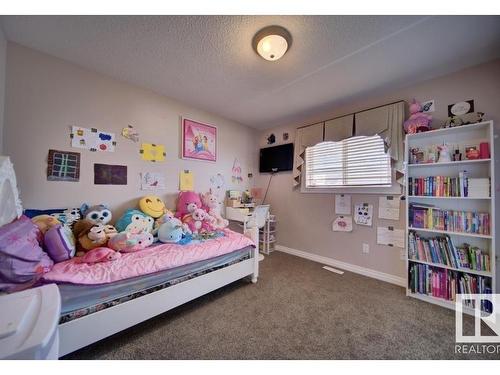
[65,251,499,360]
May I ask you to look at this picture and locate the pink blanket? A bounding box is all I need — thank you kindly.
[43,229,254,285]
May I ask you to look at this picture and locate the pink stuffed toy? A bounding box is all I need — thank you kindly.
[403,99,432,134]
[201,189,228,229]
[175,191,202,220]
[182,208,214,234]
[108,231,154,253]
[76,247,121,264]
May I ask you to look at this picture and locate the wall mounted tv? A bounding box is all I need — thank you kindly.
[259,143,294,173]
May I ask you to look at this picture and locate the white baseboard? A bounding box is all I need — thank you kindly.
[275,245,406,287]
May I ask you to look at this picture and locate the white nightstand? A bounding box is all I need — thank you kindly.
[0,284,61,359]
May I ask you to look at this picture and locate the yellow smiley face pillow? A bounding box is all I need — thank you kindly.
[139,195,167,218]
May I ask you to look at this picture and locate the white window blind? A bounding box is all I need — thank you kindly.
[305,135,391,188]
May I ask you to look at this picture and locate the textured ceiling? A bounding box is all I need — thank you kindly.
[1,15,500,129]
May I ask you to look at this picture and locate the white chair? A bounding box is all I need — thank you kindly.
[243,205,270,261]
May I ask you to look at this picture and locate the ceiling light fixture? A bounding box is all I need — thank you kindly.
[252,25,292,62]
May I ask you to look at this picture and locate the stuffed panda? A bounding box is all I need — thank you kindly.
[80,203,112,225]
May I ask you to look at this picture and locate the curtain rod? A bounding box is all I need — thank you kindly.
[296,100,405,130]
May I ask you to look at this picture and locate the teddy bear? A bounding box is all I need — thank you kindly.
[80,203,112,225]
[72,220,109,256]
[174,191,202,220]
[182,208,214,234]
[403,99,432,134]
[201,189,228,229]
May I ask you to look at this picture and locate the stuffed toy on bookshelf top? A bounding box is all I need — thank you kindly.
[403,99,432,134]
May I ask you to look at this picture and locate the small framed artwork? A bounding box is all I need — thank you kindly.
[181,118,217,162]
[47,149,81,182]
[94,164,127,185]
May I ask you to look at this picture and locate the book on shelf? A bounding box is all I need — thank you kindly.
[408,231,491,272]
[408,263,492,312]
[408,203,490,235]
[407,172,490,198]
[467,178,491,198]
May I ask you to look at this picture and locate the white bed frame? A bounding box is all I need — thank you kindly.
[58,238,259,357]
[1,156,259,357]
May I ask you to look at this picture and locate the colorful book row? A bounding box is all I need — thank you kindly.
[408,174,471,197]
[408,263,492,312]
[408,231,491,272]
[409,204,490,235]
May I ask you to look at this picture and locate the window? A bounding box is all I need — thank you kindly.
[305,135,391,188]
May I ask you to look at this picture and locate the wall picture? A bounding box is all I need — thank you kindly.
[140,172,166,190]
[70,126,116,152]
[140,143,166,162]
[94,164,127,185]
[47,149,80,182]
[182,118,217,162]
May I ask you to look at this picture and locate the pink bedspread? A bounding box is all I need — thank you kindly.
[43,229,254,285]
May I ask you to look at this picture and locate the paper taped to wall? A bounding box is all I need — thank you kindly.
[140,172,166,190]
[332,215,353,232]
[71,126,116,152]
[180,170,194,191]
[378,196,400,220]
[377,226,405,248]
[335,194,351,215]
[354,203,373,226]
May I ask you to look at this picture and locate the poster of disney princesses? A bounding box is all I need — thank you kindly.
[182,118,217,162]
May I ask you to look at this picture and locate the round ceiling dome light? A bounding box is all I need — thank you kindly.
[252,25,292,62]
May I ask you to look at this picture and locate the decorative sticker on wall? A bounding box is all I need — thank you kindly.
[47,149,80,182]
[210,173,226,198]
[70,126,116,152]
[140,171,166,190]
[332,215,353,232]
[140,143,166,162]
[121,125,140,142]
[94,164,127,185]
[231,158,243,184]
[354,203,373,226]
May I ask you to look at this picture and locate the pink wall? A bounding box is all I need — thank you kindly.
[257,58,500,282]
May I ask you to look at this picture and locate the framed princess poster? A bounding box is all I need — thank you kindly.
[182,118,217,162]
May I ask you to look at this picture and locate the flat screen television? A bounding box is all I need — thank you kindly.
[259,143,294,173]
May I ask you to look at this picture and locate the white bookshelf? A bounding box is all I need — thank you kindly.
[404,120,496,313]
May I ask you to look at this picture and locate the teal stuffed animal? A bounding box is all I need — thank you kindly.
[158,219,192,245]
[115,209,154,234]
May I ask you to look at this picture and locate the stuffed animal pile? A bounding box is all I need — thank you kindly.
[29,191,229,265]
